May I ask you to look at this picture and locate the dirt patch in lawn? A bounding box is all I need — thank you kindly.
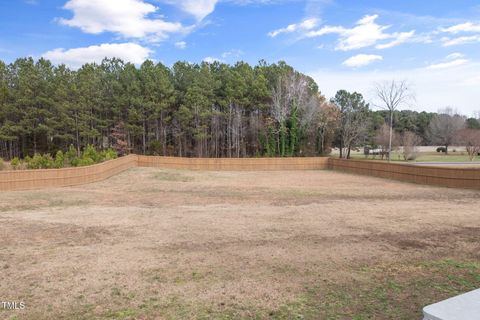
[1,168,479,319]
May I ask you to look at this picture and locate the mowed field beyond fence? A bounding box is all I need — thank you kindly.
[1,155,480,191]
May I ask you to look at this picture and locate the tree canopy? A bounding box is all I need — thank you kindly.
[0,57,477,161]
[0,57,331,159]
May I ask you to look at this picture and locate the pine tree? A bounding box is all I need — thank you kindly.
[0,57,344,159]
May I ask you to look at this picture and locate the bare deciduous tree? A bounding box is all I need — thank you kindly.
[401,131,422,161]
[373,123,398,160]
[374,80,415,161]
[455,128,480,161]
[428,108,465,154]
[272,71,311,126]
[271,70,319,156]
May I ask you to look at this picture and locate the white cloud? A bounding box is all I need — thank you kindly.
[305,25,345,38]
[174,0,219,21]
[425,53,468,70]
[201,49,243,64]
[226,0,284,4]
[442,35,480,46]
[160,0,218,21]
[440,21,480,46]
[426,59,468,70]
[375,30,415,49]
[59,0,185,42]
[268,18,319,37]
[42,43,152,69]
[445,52,464,60]
[441,22,480,34]
[221,49,244,59]
[203,56,223,63]
[175,41,187,49]
[306,14,415,51]
[309,61,480,114]
[342,54,383,67]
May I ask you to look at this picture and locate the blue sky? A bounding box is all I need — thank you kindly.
[1,0,479,115]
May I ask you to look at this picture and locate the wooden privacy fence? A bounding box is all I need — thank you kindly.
[0,154,138,191]
[137,156,329,171]
[328,158,480,189]
[1,155,479,191]
[0,156,328,191]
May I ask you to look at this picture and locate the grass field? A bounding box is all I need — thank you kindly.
[347,151,480,163]
[330,146,480,163]
[1,168,479,319]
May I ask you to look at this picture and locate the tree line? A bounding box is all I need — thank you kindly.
[0,57,479,161]
[0,57,337,160]
[334,89,480,161]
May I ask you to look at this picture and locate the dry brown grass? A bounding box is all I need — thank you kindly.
[1,168,479,319]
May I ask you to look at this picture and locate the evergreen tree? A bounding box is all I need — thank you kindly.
[0,57,375,159]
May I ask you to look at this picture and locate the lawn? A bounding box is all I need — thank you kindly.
[348,151,480,163]
[1,168,479,319]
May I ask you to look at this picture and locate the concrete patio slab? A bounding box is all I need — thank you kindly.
[423,289,480,320]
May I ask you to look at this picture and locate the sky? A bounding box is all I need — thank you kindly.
[0,0,479,115]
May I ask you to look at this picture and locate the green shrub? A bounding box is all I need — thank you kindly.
[12,145,118,170]
[77,157,95,167]
[65,145,79,167]
[82,144,101,163]
[26,153,55,169]
[11,157,21,170]
[77,145,117,166]
[100,148,118,161]
[54,150,65,168]
[42,154,55,169]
